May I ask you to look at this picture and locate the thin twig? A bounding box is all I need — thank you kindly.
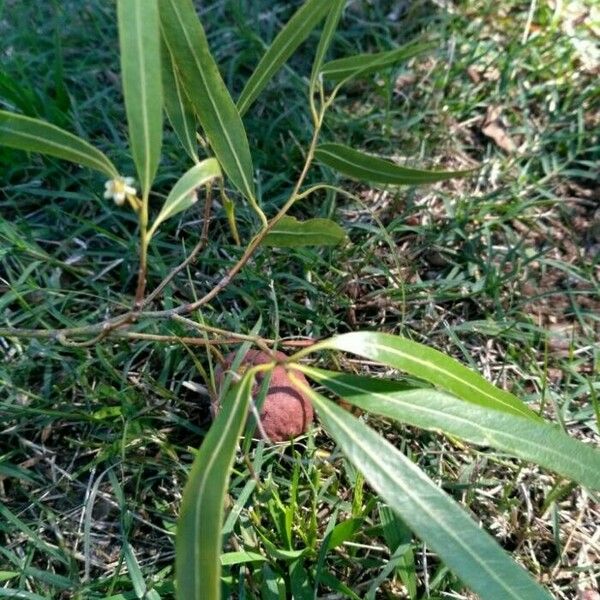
[142,183,214,308]
[0,105,327,346]
[163,118,325,317]
[171,315,274,355]
[0,326,316,348]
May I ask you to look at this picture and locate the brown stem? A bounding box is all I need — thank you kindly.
[134,261,147,307]
[134,191,150,307]
[165,119,324,317]
[0,326,316,348]
[0,108,327,348]
[171,315,274,355]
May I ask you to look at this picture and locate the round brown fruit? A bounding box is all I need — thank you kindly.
[213,350,313,442]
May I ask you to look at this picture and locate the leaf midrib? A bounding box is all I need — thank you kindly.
[269,229,339,238]
[308,368,597,486]
[162,38,197,160]
[134,0,152,195]
[168,0,253,200]
[158,163,219,223]
[237,0,326,116]
[322,49,400,77]
[0,122,113,175]
[186,380,248,598]
[316,396,545,599]
[317,145,456,181]
[332,335,533,418]
[171,52,197,157]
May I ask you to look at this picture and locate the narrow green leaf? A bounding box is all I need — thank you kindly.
[321,41,435,81]
[149,158,221,237]
[289,560,312,600]
[123,542,161,600]
[364,544,414,600]
[379,506,417,599]
[379,505,411,551]
[298,386,553,600]
[261,565,283,600]
[161,37,198,162]
[3,567,72,592]
[0,590,47,600]
[315,143,473,185]
[262,543,307,562]
[262,216,346,247]
[301,367,600,490]
[326,518,362,550]
[0,71,43,117]
[310,0,346,87]
[0,504,67,565]
[318,572,361,600]
[117,0,163,196]
[220,551,266,566]
[292,331,539,420]
[0,110,118,178]
[160,0,255,202]
[176,372,253,600]
[237,0,330,117]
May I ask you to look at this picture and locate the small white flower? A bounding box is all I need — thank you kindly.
[103,176,137,206]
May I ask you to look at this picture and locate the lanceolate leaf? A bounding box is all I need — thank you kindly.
[262,216,347,247]
[160,0,255,202]
[321,41,435,81]
[315,143,472,186]
[300,367,600,490]
[117,0,163,197]
[310,0,346,88]
[176,372,253,600]
[149,158,221,237]
[295,385,553,600]
[0,110,118,178]
[161,37,198,162]
[292,331,538,420]
[237,0,330,117]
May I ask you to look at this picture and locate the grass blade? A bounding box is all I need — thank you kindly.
[293,384,553,600]
[321,41,435,81]
[378,506,417,599]
[176,371,253,600]
[161,37,198,163]
[160,0,255,202]
[300,367,600,490]
[0,110,118,178]
[237,0,330,117]
[0,590,47,600]
[291,331,538,420]
[262,216,347,247]
[315,143,473,185]
[117,0,163,197]
[149,158,221,237]
[123,541,161,600]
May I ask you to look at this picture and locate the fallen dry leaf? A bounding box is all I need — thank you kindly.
[394,72,416,92]
[467,66,481,83]
[481,105,517,154]
[467,65,501,83]
[556,1,600,73]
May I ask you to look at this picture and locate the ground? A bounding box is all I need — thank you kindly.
[0,0,599,598]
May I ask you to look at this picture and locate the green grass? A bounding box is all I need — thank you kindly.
[1,0,599,598]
